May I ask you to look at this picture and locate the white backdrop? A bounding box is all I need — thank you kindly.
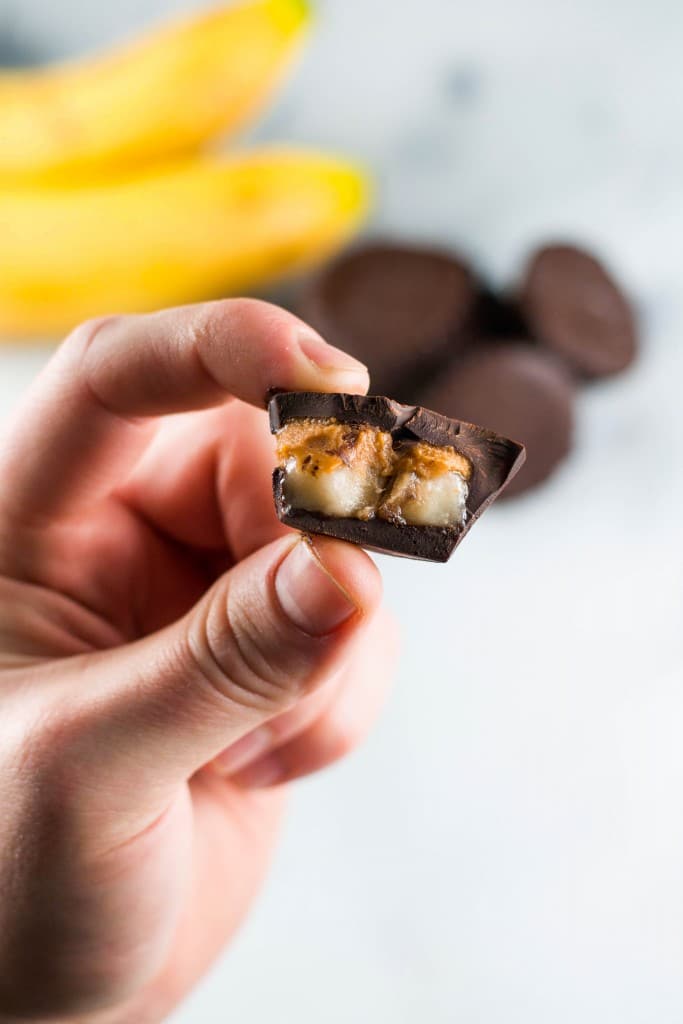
[1,1,683,1021]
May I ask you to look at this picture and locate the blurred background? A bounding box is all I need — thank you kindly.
[1,0,683,1021]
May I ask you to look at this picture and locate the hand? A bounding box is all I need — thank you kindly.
[0,301,398,1023]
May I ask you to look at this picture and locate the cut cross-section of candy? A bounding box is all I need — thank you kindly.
[269,392,526,563]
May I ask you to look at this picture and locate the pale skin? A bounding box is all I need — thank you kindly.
[0,300,398,1023]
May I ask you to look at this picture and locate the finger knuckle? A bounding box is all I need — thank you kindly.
[60,316,137,421]
[63,314,121,361]
[191,298,293,364]
[186,584,303,714]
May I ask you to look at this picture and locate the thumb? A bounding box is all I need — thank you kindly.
[48,534,382,807]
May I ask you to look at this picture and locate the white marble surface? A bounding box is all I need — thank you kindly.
[1,1,683,1021]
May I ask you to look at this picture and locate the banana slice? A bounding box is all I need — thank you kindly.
[276,419,470,528]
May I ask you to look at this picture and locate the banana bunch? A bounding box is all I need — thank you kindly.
[0,0,369,338]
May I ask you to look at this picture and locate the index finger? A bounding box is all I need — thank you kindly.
[0,299,369,521]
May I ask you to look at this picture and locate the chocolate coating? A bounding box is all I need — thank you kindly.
[419,344,574,498]
[297,242,483,401]
[269,391,525,562]
[519,243,638,378]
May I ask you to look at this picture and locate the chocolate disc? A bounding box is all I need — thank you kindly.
[519,243,638,378]
[298,242,482,400]
[419,344,575,498]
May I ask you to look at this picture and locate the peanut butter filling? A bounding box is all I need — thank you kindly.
[276,418,471,528]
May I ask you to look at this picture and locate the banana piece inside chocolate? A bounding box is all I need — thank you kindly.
[275,419,471,528]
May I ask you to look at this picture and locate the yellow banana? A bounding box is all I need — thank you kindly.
[0,0,310,184]
[0,149,369,339]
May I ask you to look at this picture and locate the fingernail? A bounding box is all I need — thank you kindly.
[233,751,286,789]
[210,725,274,776]
[275,538,357,636]
[297,328,368,378]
